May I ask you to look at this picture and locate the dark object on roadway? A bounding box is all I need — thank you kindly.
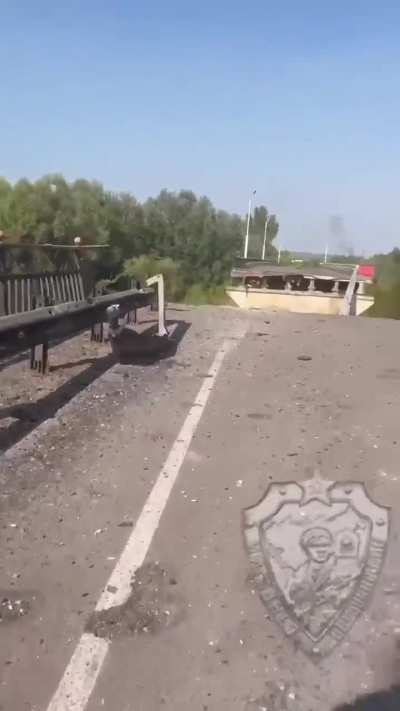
[106,304,170,362]
[333,685,400,710]
[297,355,313,361]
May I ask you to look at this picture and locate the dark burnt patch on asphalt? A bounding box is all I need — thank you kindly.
[86,562,185,640]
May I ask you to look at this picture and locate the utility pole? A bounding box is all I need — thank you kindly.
[261,215,269,260]
[243,189,256,259]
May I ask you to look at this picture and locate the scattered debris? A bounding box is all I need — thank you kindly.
[86,562,185,640]
[0,593,31,623]
[297,355,312,362]
[244,685,290,711]
[247,413,271,420]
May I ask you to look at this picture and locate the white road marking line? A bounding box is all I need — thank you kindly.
[46,331,244,711]
[97,335,240,610]
[46,635,108,711]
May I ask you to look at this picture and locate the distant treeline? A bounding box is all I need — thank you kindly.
[0,175,279,301]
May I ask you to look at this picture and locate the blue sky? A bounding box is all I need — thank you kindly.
[1,1,400,254]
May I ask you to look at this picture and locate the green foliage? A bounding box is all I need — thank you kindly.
[328,253,364,264]
[365,248,400,319]
[142,190,245,287]
[367,283,400,319]
[0,177,263,291]
[277,250,293,266]
[122,255,184,300]
[184,283,232,305]
[247,206,279,259]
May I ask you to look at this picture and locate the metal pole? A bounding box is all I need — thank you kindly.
[243,189,256,259]
[244,198,252,259]
[278,243,282,264]
[324,243,328,264]
[262,216,269,261]
[341,264,359,316]
[145,274,168,336]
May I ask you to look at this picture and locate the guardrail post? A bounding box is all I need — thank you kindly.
[91,321,104,342]
[91,287,105,342]
[30,341,49,374]
[126,280,137,324]
[0,280,5,317]
[145,274,168,337]
[30,294,50,373]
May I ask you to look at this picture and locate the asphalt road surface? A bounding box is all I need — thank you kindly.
[1,306,400,711]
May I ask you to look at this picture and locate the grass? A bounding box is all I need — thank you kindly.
[182,283,233,306]
[366,283,400,319]
[365,262,400,319]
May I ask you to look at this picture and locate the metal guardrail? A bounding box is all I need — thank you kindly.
[0,287,154,372]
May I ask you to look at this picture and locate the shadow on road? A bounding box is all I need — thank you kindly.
[49,356,98,373]
[113,319,191,365]
[333,686,400,710]
[0,319,190,454]
[0,352,116,453]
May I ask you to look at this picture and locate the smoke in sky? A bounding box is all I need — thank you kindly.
[329,215,354,256]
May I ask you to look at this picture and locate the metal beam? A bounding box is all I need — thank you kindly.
[0,288,153,359]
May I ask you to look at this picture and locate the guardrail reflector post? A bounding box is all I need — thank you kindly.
[145,274,168,337]
[30,341,49,374]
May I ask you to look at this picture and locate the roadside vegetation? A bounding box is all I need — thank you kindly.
[365,249,400,318]
[0,175,278,304]
[1,175,400,315]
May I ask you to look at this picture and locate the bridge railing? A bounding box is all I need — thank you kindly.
[0,270,85,316]
[341,265,359,316]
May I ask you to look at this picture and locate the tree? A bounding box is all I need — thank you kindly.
[247,206,279,259]
[0,175,279,293]
[122,255,183,300]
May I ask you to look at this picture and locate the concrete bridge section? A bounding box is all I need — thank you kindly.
[1,306,400,710]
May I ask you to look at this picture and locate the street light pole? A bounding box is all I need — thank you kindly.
[261,215,269,260]
[244,189,256,259]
